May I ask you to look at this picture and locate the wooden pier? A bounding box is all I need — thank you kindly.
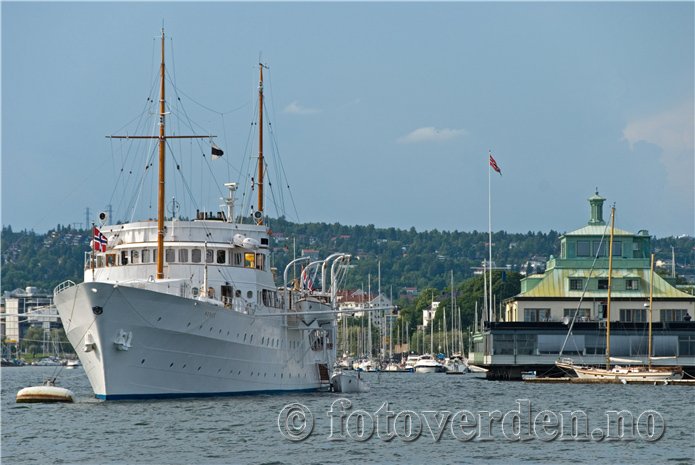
[524,377,695,385]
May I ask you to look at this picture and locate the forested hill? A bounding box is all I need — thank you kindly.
[2,221,694,295]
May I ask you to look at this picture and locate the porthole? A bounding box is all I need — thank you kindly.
[169,362,174,368]
[197,366,201,371]
[183,364,187,368]
[247,290,253,299]
[141,359,146,364]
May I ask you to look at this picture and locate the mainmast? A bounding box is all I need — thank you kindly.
[605,206,616,370]
[108,29,212,280]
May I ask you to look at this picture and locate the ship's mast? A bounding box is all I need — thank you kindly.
[605,206,616,370]
[108,29,212,280]
[156,29,167,279]
[257,63,268,225]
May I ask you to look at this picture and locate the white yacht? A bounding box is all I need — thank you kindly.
[414,354,445,373]
[53,31,350,400]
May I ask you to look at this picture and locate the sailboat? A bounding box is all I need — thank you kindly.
[556,206,683,382]
[53,30,350,399]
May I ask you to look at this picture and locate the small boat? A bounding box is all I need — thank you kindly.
[31,357,63,367]
[65,359,81,369]
[445,356,468,375]
[331,369,370,393]
[414,354,445,373]
[467,364,489,378]
[16,378,74,403]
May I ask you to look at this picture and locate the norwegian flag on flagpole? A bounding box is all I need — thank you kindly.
[489,152,502,175]
[93,227,108,252]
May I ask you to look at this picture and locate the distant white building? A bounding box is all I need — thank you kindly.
[2,287,57,345]
[423,301,440,328]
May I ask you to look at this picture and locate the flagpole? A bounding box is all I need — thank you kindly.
[91,223,96,281]
[488,151,493,324]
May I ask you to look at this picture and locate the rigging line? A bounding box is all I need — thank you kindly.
[164,71,225,204]
[558,222,611,359]
[263,100,300,222]
[126,141,158,223]
[170,81,250,115]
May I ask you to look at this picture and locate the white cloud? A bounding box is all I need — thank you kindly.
[283,100,321,115]
[622,102,694,152]
[622,101,694,199]
[397,126,467,144]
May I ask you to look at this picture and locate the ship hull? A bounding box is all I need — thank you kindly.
[55,281,333,399]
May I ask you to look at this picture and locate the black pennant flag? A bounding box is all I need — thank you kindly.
[211,144,224,159]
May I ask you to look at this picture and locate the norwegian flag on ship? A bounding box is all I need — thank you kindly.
[301,267,314,291]
[93,227,108,252]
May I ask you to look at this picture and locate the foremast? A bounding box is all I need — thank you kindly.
[107,29,212,280]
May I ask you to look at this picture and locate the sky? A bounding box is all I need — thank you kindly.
[2,1,694,238]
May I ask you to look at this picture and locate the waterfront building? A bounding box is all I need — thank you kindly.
[469,192,695,379]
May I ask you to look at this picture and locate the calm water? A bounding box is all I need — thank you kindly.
[2,367,693,465]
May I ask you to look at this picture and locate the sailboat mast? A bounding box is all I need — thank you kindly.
[605,206,616,370]
[648,253,655,369]
[257,64,265,224]
[156,29,167,280]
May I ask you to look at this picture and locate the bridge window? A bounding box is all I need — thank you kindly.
[131,250,140,264]
[576,240,590,257]
[233,252,243,266]
[165,249,175,263]
[206,249,214,264]
[179,249,189,263]
[191,249,201,263]
[217,250,226,264]
[142,249,150,263]
[256,253,265,270]
[121,251,129,265]
[244,252,255,268]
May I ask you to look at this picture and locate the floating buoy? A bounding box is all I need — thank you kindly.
[16,378,74,403]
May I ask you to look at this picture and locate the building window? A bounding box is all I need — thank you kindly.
[612,241,622,257]
[625,279,639,290]
[564,308,590,321]
[592,240,608,257]
[516,334,537,355]
[191,249,202,263]
[179,249,188,263]
[494,334,514,355]
[598,279,609,290]
[256,253,265,270]
[679,336,695,356]
[576,241,590,257]
[569,278,584,291]
[165,249,175,263]
[619,309,646,322]
[661,309,687,322]
[524,308,551,322]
